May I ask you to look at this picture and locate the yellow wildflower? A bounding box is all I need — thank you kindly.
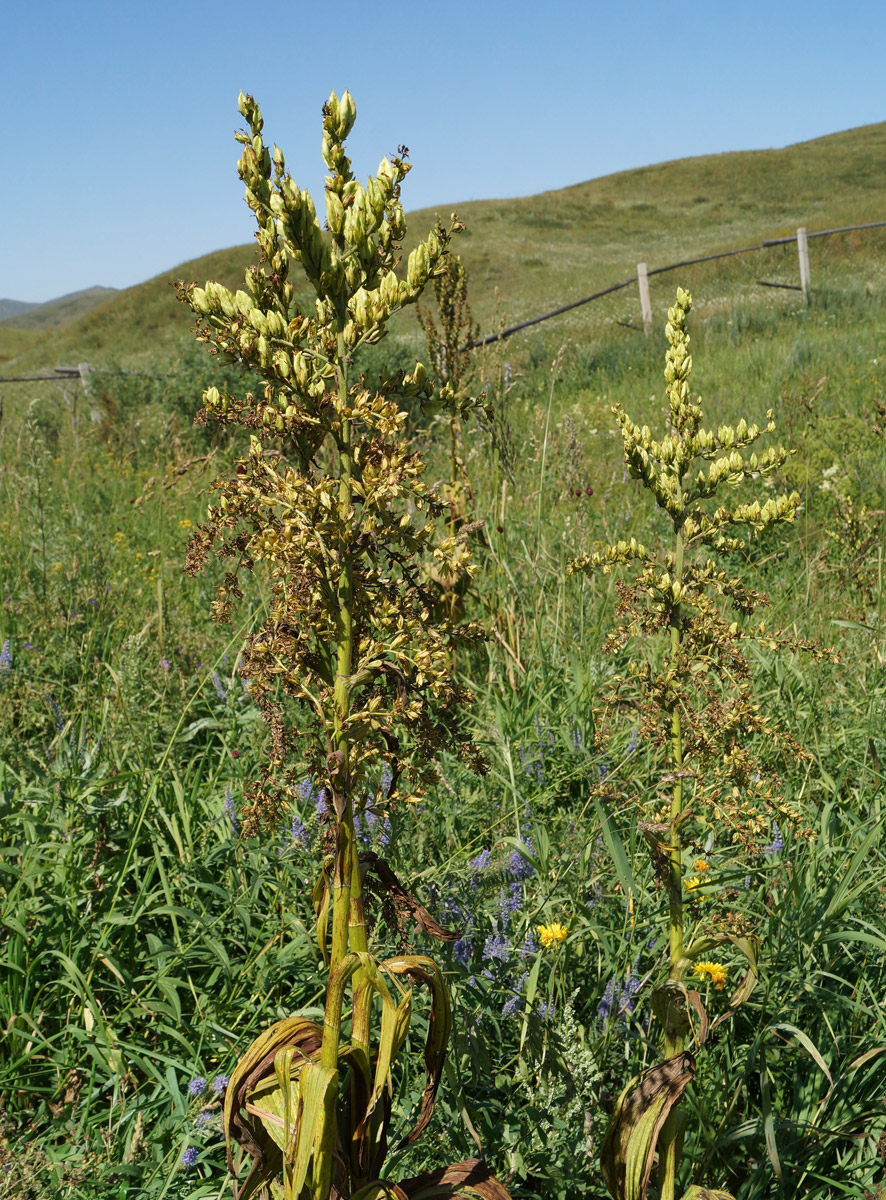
[694,859,710,874]
[693,960,728,990]
[179,519,193,529]
[684,876,701,893]
[537,922,568,949]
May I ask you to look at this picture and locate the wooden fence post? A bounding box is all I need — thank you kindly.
[637,263,653,335]
[797,227,810,301]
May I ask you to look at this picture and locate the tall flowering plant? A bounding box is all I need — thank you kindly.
[415,229,479,535]
[570,289,832,1200]
[180,91,508,1200]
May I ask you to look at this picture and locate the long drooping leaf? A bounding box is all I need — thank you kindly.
[383,955,452,1144]
[624,1090,669,1200]
[223,1016,323,1199]
[398,1157,513,1199]
[600,1052,696,1200]
[350,1184,409,1200]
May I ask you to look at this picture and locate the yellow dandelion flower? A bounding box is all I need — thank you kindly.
[694,859,710,874]
[179,519,193,529]
[537,922,568,949]
[693,960,728,989]
[684,876,701,893]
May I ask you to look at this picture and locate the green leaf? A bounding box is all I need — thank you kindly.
[624,1090,669,1200]
[289,1061,337,1200]
[759,1045,783,1184]
[768,1022,832,1088]
[593,798,637,899]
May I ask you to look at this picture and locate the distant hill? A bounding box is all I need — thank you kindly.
[1,120,883,374]
[0,286,119,331]
[0,299,40,321]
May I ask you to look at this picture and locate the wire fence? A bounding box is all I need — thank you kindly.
[467,219,886,348]
[1,219,883,381]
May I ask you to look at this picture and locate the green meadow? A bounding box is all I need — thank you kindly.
[1,120,884,1200]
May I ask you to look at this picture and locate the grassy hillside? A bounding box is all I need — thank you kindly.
[1,121,883,383]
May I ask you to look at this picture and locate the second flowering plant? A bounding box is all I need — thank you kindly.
[570,289,833,1200]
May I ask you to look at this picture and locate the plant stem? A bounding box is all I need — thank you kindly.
[535,361,557,559]
[659,523,686,1200]
[321,326,372,1196]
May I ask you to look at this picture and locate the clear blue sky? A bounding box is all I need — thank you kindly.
[4,0,884,302]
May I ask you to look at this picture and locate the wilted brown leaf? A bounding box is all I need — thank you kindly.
[363,853,459,941]
[399,1157,513,1199]
[600,1052,696,1200]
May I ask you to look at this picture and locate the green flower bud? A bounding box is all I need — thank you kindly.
[190,287,212,314]
[352,288,371,327]
[248,309,268,335]
[407,243,430,290]
[339,90,356,138]
[293,353,309,389]
[380,272,399,310]
[326,189,345,235]
[367,176,385,218]
[280,177,300,208]
[266,310,286,338]
[218,286,237,319]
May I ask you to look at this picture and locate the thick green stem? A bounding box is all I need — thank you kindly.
[449,417,459,540]
[319,324,373,1193]
[659,525,686,1200]
[326,325,356,982]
